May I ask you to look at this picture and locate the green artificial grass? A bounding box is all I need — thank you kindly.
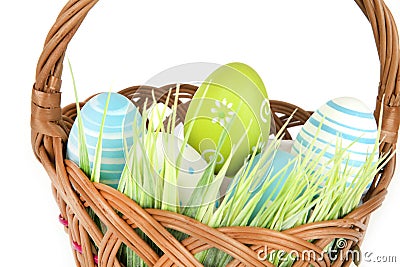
[69,68,392,266]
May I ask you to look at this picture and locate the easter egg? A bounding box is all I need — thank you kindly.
[247,151,296,221]
[248,151,295,197]
[291,97,379,187]
[225,150,296,222]
[221,138,294,180]
[132,133,209,206]
[184,62,271,176]
[66,92,142,189]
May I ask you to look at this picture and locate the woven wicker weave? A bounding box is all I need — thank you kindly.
[31,1,399,266]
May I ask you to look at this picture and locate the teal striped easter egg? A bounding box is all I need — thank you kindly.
[66,92,142,189]
[291,97,379,188]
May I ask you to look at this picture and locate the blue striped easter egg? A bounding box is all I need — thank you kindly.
[66,92,142,189]
[291,97,378,188]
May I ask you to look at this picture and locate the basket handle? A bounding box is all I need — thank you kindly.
[31,1,399,173]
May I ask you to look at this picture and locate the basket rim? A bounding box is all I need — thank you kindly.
[63,155,387,267]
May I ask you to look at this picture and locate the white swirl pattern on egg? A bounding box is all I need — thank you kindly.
[201,149,225,165]
[260,98,271,123]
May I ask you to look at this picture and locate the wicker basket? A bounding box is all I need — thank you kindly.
[31,0,399,266]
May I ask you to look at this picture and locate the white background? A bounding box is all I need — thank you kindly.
[1,0,399,266]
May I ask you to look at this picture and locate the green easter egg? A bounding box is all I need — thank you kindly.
[184,62,271,176]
